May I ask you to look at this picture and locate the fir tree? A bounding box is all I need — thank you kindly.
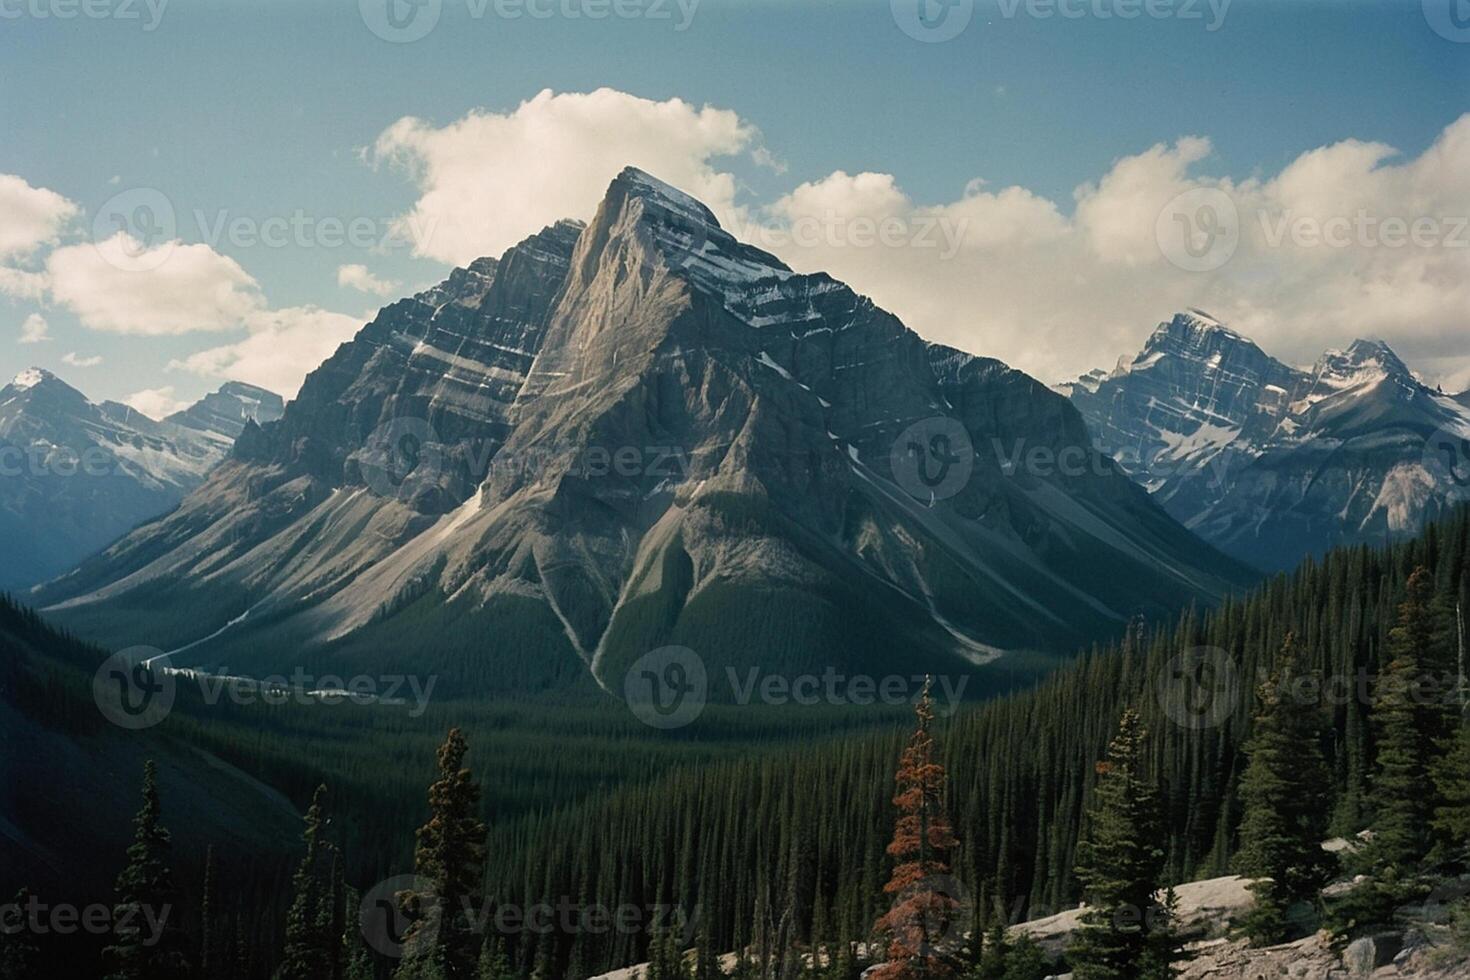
[277,785,338,980]
[1365,568,1449,872]
[1433,723,1470,853]
[1232,634,1335,944]
[397,728,488,980]
[343,886,376,980]
[872,678,962,980]
[102,760,190,980]
[1067,710,1181,980]
[476,937,515,980]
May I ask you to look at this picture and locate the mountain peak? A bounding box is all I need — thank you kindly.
[1137,311,1259,367]
[610,166,721,228]
[8,367,55,391]
[1313,337,1413,389]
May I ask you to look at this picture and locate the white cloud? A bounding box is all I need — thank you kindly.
[749,113,1470,389]
[123,386,189,420]
[19,314,49,344]
[0,174,78,261]
[61,351,102,367]
[371,87,761,265]
[0,267,48,301]
[46,233,263,335]
[170,305,362,398]
[337,263,399,297]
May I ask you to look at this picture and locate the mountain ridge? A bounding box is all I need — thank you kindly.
[0,370,283,591]
[1062,312,1470,569]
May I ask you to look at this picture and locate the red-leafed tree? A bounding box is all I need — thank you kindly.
[872,678,962,980]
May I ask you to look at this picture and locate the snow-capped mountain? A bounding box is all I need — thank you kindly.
[0,371,282,590]
[1063,310,1470,570]
[38,169,1250,693]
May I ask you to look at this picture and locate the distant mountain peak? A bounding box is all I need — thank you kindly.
[8,367,57,391]
[166,380,285,440]
[1144,310,1250,351]
[1312,337,1414,390]
[1066,316,1470,570]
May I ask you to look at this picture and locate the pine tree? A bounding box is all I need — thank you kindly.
[396,728,488,980]
[872,678,962,980]
[1365,568,1449,872]
[1066,710,1180,980]
[1433,722,1470,853]
[343,886,376,980]
[277,785,338,979]
[102,760,190,980]
[1233,634,1335,944]
[476,937,515,980]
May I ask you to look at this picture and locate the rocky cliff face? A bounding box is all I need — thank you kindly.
[38,169,1249,695]
[0,371,282,591]
[1064,311,1470,571]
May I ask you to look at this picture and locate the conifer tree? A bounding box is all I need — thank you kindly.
[102,760,190,980]
[1066,710,1180,980]
[277,785,338,979]
[1233,634,1335,944]
[1433,720,1470,852]
[872,679,962,980]
[343,886,376,980]
[476,937,515,980]
[1365,568,1449,872]
[397,728,488,980]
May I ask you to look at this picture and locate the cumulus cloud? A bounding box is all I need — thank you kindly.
[0,174,78,261]
[0,267,48,301]
[123,386,189,420]
[337,263,399,297]
[46,233,263,335]
[19,314,49,344]
[61,351,102,367]
[371,87,761,265]
[753,113,1470,389]
[170,305,362,398]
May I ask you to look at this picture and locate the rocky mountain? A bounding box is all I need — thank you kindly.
[1063,310,1470,570]
[0,371,283,591]
[36,169,1251,695]
[165,380,283,442]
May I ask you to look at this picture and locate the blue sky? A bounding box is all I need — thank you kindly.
[2,0,1467,409]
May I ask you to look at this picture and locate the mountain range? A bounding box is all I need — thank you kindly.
[0,371,282,591]
[1061,310,1470,570]
[32,168,1250,696]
